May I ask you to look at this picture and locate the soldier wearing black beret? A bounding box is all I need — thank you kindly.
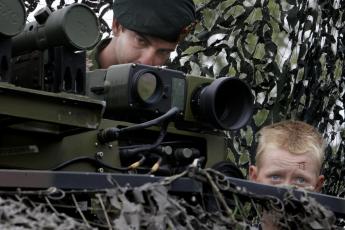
[88,0,196,70]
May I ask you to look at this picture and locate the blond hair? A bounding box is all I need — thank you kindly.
[256,120,325,171]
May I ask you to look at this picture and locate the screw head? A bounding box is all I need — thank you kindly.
[96,152,104,158]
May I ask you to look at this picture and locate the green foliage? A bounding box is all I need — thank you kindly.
[169,0,345,197]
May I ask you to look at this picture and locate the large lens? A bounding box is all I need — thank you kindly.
[136,72,157,102]
[62,4,100,49]
[133,71,162,104]
[0,0,26,37]
[12,3,100,56]
[192,77,253,130]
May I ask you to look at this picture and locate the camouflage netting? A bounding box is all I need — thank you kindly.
[0,193,89,229]
[0,168,340,229]
[168,0,345,197]
[16,0,345,228]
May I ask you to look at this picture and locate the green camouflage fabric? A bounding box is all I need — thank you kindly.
[86,38,111,71]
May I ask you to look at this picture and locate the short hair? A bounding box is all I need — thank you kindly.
[255,120,325,171]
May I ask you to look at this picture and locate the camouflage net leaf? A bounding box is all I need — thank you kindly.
[0,196,91,229]
[0,168,340,229]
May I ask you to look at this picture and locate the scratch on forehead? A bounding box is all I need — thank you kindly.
[298,162,306,170]
[273,158,307,170]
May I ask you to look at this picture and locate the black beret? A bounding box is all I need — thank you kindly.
[113,0,196,42]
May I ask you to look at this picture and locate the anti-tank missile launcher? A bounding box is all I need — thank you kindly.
[1,1,254,178]
[0,2,344,223]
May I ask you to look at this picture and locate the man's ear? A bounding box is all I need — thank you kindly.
[249,165,258,181]
[112,18,122,36]
[314,175,324,192]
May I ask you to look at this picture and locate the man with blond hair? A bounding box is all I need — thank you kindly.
[249,120,325,192]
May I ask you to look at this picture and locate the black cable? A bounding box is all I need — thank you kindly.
[120,121,169,157]
[51,156,129,172]
[119,140,197,150]
[120,107,179,132]
[98,107,180,143]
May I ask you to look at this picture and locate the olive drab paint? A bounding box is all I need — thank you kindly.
[0,1,253,175]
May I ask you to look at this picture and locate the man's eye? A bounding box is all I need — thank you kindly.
[270,175,281,181]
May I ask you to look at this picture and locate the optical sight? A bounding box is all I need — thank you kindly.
[11,3,101,56]
[0,0,26,82]
[0,0,26,38]
[86,64,253,131]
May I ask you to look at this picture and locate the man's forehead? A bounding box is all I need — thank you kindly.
[267,157,308,170]
[260,148,320,173]
[262,146,313,159]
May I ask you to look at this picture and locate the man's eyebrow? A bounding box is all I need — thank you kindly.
[264,168,285,175]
